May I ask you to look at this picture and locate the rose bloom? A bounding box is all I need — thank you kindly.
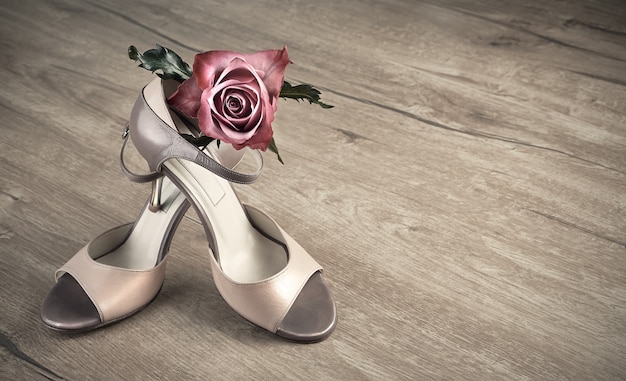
[168,47,290,150]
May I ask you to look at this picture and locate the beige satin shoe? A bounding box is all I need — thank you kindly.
[40,176,189,331]
[128,78,337,342]
[40,122,246,332]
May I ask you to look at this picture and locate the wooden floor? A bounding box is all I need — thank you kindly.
[1,0,625,379]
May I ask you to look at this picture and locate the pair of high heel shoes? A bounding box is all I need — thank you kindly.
[40,78,337,342]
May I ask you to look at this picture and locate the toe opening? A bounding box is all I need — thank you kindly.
[41,273,101,331]
[276,271,337,343]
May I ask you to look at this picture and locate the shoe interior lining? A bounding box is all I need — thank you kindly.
[96,177,186,270]
[164,157,288,283]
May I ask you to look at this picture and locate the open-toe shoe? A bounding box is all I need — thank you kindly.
[128,78,337,342]
[40,174,189,332]
[40,115,245,332]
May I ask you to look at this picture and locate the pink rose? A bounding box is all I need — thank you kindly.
[168,47,291,150]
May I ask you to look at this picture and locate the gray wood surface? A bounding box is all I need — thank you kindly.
[1,0,625,379]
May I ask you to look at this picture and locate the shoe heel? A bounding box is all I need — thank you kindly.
[149,177,164,212]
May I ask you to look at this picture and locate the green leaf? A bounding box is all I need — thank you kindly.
[268,137,284,165]
[180,134,214,147]
[128,45,192,83]
[279,81,333,109]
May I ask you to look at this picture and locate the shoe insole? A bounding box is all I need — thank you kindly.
[96,177,187,270]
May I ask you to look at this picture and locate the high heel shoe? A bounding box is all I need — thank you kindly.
[40,116,247,332]
[40,175,188,331]
[129,78,337,342]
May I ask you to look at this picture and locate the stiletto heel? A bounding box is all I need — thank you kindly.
[149,176,164,212]
[129,78,337,342]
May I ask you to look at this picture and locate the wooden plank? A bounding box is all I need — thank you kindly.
[1,0,625,379]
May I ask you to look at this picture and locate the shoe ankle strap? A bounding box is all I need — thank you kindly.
[120,125,162,183]
[119,124,263,185]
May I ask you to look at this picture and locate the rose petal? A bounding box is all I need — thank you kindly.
[224,92,246,117]
[234,99,275,151]
[207,80,261,131]
[242,46,291,100]
[223,89,254,119]
[199,85,262,145]
[193,50,244,89]
[214,93,262,139]
[167,74,203,117]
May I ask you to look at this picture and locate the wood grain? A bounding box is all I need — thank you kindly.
[1,0,625,379]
